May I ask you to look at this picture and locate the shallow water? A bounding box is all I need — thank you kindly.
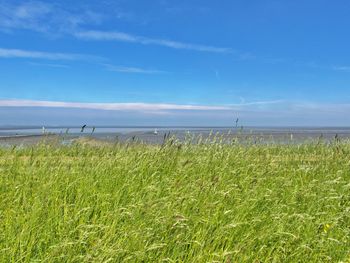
[1,126,350,146]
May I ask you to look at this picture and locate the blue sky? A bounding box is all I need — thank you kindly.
[1,0,350,126]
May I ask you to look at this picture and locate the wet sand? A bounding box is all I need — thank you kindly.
[0,134,61,147]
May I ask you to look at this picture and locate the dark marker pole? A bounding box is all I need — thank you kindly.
[81,125,87,133]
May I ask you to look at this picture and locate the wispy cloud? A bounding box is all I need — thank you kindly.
[0,99,289,112]
[28,62,70,68]
[287,102,350,114]
[0,47,160,72]
[103,64,166,74]
[332,65,350,72]
[0,2,239,55]
[0,1,104,34]
[0,1,51,32]
[74,30,233,53]
[0,99,232,111]
[231,100,284,107]
[0,47,102,61]
[3,99,350,126]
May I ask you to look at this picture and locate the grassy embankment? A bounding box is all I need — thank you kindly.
[1,137,350,262]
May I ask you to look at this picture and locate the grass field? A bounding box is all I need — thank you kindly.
[1,138,350,262]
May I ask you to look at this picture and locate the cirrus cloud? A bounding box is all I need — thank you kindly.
[0,99,232,111]
[74,30,233,54]
[0,47,103,61]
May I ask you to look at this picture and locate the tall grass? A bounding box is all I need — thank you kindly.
[1,139,350,262]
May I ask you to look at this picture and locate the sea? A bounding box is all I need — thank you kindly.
[1,126,350,146]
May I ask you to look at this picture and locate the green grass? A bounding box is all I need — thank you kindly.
[1,139,350,262]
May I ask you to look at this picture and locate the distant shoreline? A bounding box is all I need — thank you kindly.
[2,125,350,131]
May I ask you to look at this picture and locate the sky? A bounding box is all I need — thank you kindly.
[1,0,350,126]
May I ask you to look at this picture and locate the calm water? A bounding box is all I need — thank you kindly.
[1,126,350,145]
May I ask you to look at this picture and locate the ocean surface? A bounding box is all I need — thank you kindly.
[1,126,350,146]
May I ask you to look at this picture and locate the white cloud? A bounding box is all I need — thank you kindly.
[0,47,102,61]
[0,48,74,60]
[332,66,350,72]
[0,1,104,34]
[103,64,166,74]
[0,99,292,113]
[28,62,70,68]
[289,102,350,114]
[0,99,290,112]
[0,1,50,32]
[2,99,350,126]
[74,30,233,53]
[0,99,232,111]
[232,100,284,106]
[0,2,237,55]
